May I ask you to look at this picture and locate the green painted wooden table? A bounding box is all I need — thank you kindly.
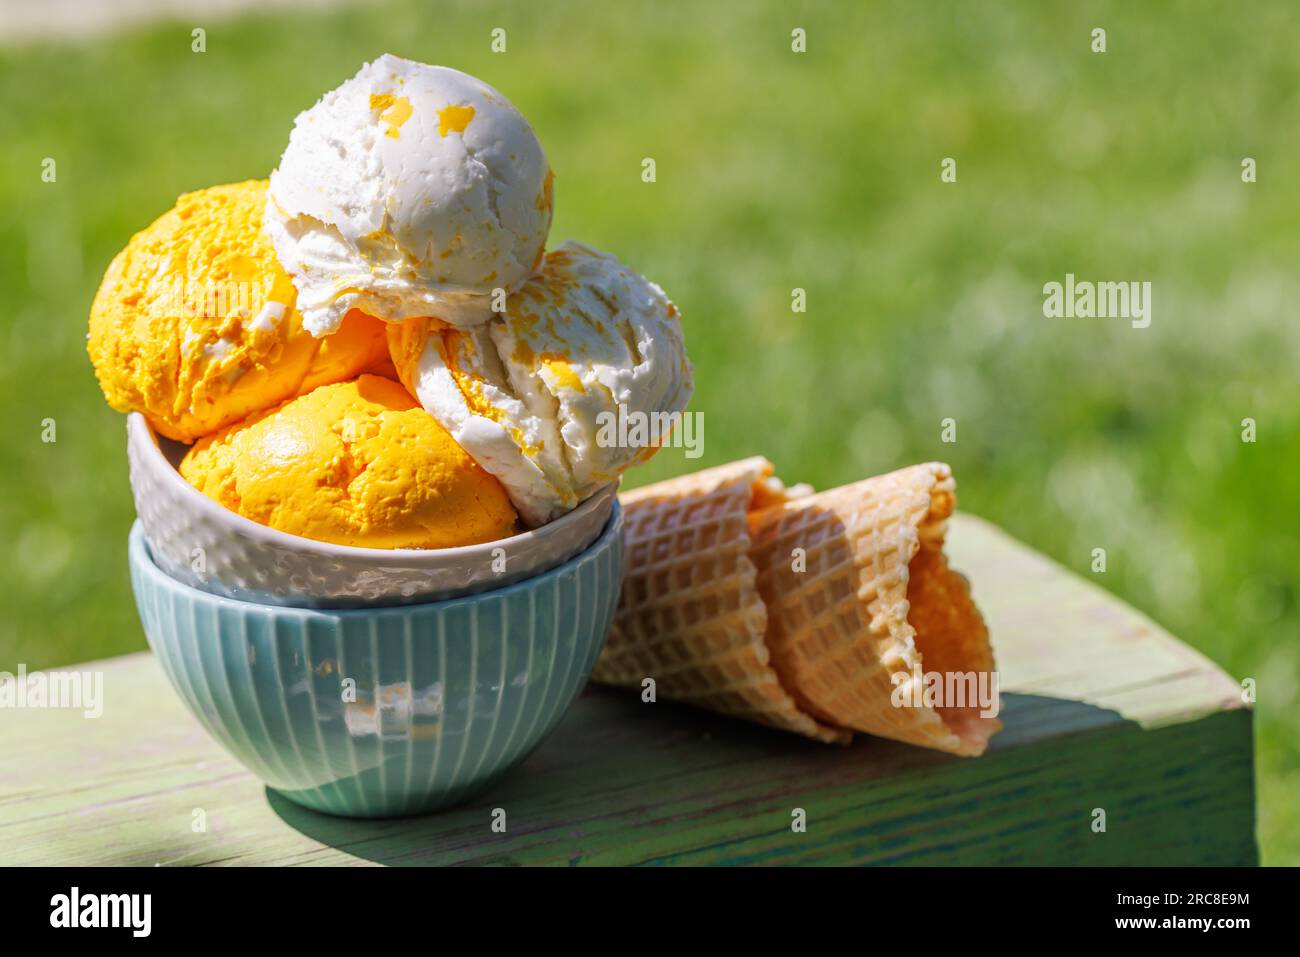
[0,515,1256,866]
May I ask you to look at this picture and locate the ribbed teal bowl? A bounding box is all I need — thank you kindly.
[128,504,622,818]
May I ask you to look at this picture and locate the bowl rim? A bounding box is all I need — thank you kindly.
[128,500,623,617]
[127,411,618,566]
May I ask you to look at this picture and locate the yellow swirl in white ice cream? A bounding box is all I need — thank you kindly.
[266,55,553,336]
[389,242,694,526]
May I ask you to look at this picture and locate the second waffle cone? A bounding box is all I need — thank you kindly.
[748,463,1001,756]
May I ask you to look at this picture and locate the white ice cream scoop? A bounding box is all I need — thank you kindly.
[266,55,553,336]
[389,241,695,526]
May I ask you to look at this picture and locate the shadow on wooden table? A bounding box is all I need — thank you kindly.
[260,686,1253,866]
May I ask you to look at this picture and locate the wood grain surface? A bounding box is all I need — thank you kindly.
[0,514,1256,865]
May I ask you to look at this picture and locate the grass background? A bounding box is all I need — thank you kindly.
[1,0,1296,862]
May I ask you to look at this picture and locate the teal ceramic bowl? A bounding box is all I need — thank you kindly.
[128,504,622,818]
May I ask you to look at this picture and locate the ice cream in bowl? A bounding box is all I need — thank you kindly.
[88,57,693,815]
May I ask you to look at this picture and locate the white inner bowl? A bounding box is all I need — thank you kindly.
[127,413,618,608]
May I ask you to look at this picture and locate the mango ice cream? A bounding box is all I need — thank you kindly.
[88,180,390,442]
[180,375,518,549]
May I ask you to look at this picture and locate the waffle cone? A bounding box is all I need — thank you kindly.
[747,463,1000,756]
[594,458,849,743]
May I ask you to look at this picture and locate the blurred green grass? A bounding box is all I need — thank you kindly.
[1,0,1295,861]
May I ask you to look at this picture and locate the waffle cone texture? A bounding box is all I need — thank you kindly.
[594,458,1001,755]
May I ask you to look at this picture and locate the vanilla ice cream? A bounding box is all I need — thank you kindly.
[265,55,553,336]
[389,241,694,525]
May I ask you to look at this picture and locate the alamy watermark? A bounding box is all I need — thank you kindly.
[1043,273,1151,329]
[158,278,256,321]
[50,887,150,937]
[0,664,103,718]
[595,405,703,459]
[890,666,1000,718]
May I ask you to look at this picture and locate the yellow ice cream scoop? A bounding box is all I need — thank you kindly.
[88,180,390,443]
[179,375,519,549]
